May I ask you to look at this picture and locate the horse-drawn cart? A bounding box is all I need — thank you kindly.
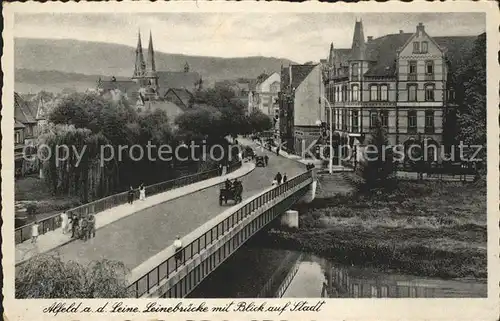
[219,184,243,205]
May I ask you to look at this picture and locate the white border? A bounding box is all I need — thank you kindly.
[2,2,499,320]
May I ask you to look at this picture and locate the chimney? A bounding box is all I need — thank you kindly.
[367,36,373,42]
[399,30,404,34]
[416,22,425,32]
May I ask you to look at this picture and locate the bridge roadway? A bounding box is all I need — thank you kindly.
[45,142,305,270]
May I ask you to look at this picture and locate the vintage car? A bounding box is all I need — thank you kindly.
[255,156,266,167]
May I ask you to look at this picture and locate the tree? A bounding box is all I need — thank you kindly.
[455,33,486,148]
[357,118,394,192]
[247,110,273,133]
[16,253,130,298]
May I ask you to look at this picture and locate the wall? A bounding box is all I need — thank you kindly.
[294,65,325,126]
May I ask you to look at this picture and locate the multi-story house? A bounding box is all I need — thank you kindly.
[323,20,476,161]
[14,93,38,177]
[250,72,281,117]
[278,64,325,156]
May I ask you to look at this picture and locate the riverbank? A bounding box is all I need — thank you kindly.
[257,174,486,279]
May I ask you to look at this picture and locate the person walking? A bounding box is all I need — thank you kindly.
[70,214,79,239]
[139,184,146,201]
[264,155,269,166]
[31,221,39,244]
[60,211,69,234]
[174,236,183,265]
[87,213,96,239]
[283,173,288,183]
[128,186,135,204]
[80,216,89,241]
[275,172,282,184]
[276,146,280,156]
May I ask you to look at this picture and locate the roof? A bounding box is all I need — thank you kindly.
[334,49,352,67]
[156,71,201,96]
[361,33,477,77]
[291,64,317,89]
[14,92,37,124]
[143,101,185,122]
[164,88,194,110]
[15,119,26,129]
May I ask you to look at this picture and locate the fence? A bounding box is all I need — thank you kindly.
[15,161,242,244]
[127,169,313,298]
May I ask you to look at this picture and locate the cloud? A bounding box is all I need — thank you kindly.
[14,12,485,63]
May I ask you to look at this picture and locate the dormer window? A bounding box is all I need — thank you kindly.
[421,41,428,53]
[351,63,359,80]
[413,42,420,53]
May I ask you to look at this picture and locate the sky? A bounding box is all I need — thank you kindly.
[14,12,485,63]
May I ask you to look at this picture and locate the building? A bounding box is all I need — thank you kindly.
[322,20,476,159]
[164,88,194,109]
[14,93,38,177]
[248,72,280,118]
[278,64,325,156]
[98,31,202,109]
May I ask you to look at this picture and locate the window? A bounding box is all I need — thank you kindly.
[421,41,428,53]
[425,61,434,74]
[351,63,359,80]
[380,111,388,127]
[409,61,417,74]
[425,84,435,101]
[15,131,21,144]
[408,84,417,101]
[370,111,378,128]
[425,110,435,128]
[413,42,420,53]
[352,110,359,132]
[370,85,378,101]
[353,284,360,298]
[408,110,417,131]
[380,85,388,101]
[342,85,348,102]
[371,286,379,298]
[448,88,455,101]
[352,85,359,101]
[408,61,417,81]
[381,286,389,298]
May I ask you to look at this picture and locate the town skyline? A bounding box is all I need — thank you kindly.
[15,12,485,64]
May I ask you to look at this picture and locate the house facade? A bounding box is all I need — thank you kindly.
[278,64,325,156]
[323,20,474,159]
[250,72,281,117]
[14,93,38,177]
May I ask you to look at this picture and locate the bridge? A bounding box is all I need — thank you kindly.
[16,141,317,298]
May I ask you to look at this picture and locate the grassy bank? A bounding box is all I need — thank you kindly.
[259,174,486,279]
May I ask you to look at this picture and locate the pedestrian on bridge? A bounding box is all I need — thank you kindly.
[31,221,39,244]
[70,214,79,239]
[128,186,135,204]
[283,173,288,183]
[275,172,282,185]
[264,155,269,166]
[139,184,146,201]
[174,236,183,263]
[87,213,96,239]
[60,211,69,234]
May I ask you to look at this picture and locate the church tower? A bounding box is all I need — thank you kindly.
[145,31,159,95]
[132,30,146,84]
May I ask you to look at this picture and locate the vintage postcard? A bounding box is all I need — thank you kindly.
[2,1,499,320]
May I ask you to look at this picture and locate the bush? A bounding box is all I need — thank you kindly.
[26,204,37,216]
[16,253,130,298]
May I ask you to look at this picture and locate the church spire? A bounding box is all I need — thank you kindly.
[132,30,146,79]
[350,19,366,61]
[146,31,157,77]
[328,42,335,65]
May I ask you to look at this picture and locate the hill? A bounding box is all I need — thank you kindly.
[15,38,294,93]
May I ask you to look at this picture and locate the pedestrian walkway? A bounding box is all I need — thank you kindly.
[15,162,256,265]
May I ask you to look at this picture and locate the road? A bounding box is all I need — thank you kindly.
[46,142,305,270]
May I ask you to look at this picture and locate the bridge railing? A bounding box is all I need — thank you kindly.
[15,161,242,244]
[127,169,313,298]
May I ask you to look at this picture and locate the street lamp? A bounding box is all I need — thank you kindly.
[319,96,333,174]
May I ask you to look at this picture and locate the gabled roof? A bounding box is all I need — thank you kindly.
[14,92,37,124]
[156,71,201,96]
[15,119,26,129]
[333,49,352,67]
[362,33,477,77]
[291,64,317,89]
[164,88,194,110]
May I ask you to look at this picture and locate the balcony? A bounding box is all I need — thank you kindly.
[351,75,359,81]
[425,74,434,81]
[351,126,360,133]
[425,126,435,134]
[407,126,417,134]
[408,74,417,81]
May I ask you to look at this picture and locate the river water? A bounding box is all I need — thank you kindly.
[188,244,487,298]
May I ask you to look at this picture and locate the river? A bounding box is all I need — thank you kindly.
[188,244,487,298]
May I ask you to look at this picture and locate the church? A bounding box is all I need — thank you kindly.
[97,31,203,112]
